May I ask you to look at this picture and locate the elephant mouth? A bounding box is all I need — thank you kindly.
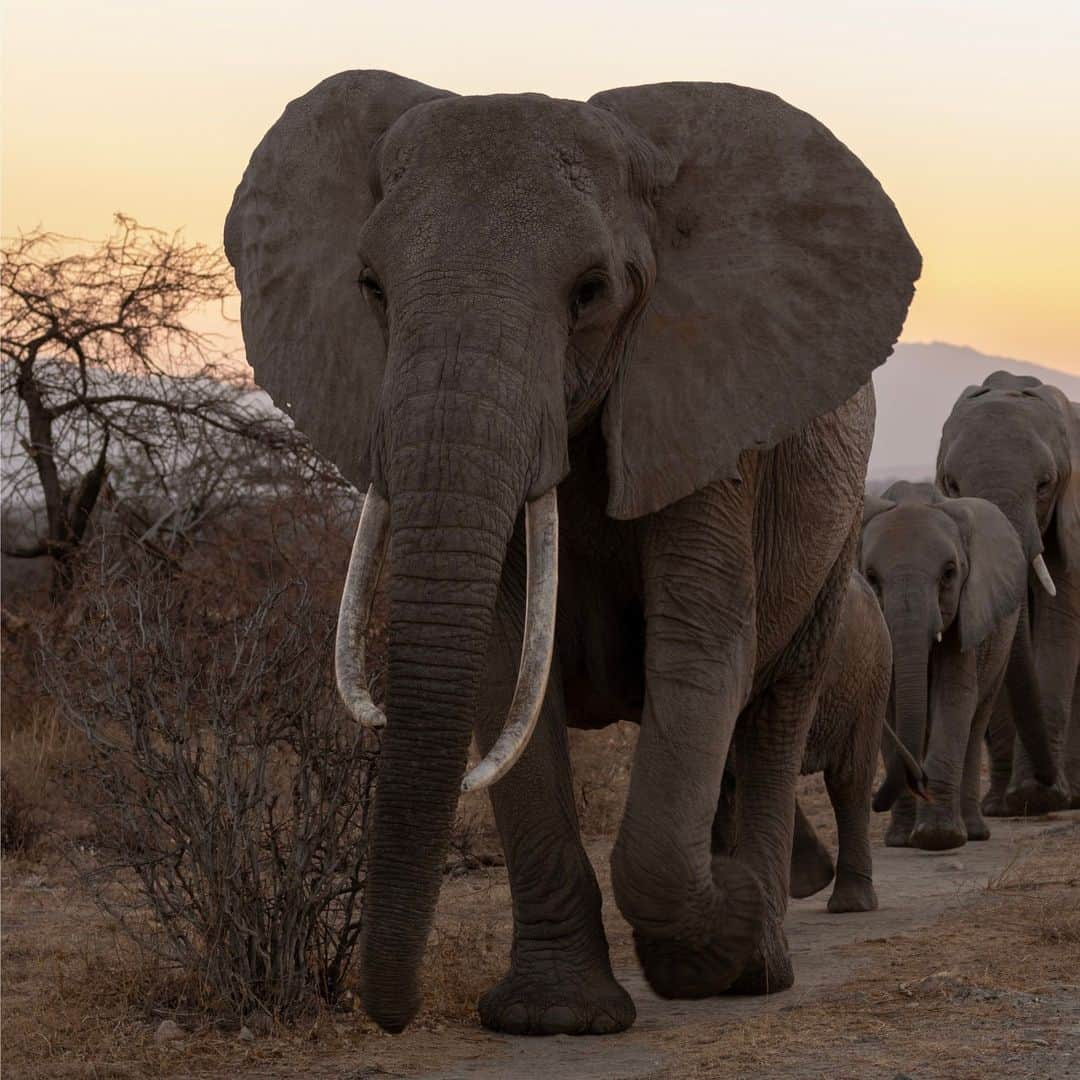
[334,484,560,792]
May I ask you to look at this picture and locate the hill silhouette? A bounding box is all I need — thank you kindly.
[870,342,1080,481]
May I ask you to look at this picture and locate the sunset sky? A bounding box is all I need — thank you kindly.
[3,1,1078,372]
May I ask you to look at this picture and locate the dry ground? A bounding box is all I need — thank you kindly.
[3,722,1079,1080]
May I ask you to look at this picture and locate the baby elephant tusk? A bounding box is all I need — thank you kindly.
[335,485,390,728]
[1032,553,1057,597]
[461,489,559,793]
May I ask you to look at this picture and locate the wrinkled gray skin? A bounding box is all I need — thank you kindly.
[793,573,891,909]
[225,71,920,1036]
[719,574,892,912]
[861,483,1028,849]
[937,371,1080,814]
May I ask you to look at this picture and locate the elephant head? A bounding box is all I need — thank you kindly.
[225,71,920,1032]
[861,482,1026,847]
[937,370,1080,591]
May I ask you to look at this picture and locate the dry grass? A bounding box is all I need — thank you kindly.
[676,825,1080,1079]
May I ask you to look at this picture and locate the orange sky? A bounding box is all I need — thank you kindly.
[3,1,1078,372]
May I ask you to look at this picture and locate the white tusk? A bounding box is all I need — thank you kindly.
[335,485,390,728]
[461,489,559,793]
[1032,553,1057,597]
[936,631,942,643]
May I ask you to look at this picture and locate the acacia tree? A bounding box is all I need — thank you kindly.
[2,215,329,596]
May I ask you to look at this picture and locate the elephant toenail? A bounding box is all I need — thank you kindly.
[500,1004,530,1034]
[592,1010,621,1034]
[540,1005,581,1034]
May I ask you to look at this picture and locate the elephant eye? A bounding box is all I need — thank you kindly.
[942,474,959,497]
[941,563,957,584]
[570,272,608,323]
[358,269,385,304]
[1037,476,1054,494]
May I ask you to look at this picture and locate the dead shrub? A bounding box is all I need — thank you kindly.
[40,564,379,1023]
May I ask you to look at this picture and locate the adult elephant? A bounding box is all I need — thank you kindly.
[937,372,1078,813]
[225,71,920,1035]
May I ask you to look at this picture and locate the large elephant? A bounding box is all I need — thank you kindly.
[861,482,1029,849]
[937,371,1078,813]
[225,71,920,1035]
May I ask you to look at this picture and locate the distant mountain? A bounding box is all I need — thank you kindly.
[869,342,1080,481]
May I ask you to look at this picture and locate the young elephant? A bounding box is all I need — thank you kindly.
[720,573,910,911]
[790,572,893,911]
[862,482,1027,849]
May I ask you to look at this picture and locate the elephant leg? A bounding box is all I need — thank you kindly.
[885,792,917,847]
[475,553,633,1036]
[962,696,995,841]
[1068,670,1080,809]
[823,761,877,913]
[1007,602,1078,814]
[612,482,764,1001]
[724,540,856,993]
[789,797,835,900]
[982,693,1015,817]
[723,674,822,993]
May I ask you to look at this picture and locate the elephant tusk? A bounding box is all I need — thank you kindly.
[1032,553,1057,597]
[936,631,942,643]
[461,489,559,793]
[335,485,390,728]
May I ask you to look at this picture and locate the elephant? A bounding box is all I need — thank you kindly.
[789,572,896,911]
[225,71,920,1035]
[861,481,1031,849]
[937,371,1079,814]
[717,571,906,911]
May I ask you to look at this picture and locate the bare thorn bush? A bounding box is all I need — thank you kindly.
[40,563,379,1023]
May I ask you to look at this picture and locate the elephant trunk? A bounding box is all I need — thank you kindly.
[1004,593,1059,786]
[874,593,932,812]
[357,302,556,1033]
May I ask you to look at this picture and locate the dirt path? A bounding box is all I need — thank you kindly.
[5,811,1076,1079]
[411,811,1080,1080]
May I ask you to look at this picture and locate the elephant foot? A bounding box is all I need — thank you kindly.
[910,820,966,851]
[633,857,765,1000]
[722,921,795,995]
[981,789,1011,817]
[964,815,990,842]
[884,819,913,847]
[478,964,635,1036]
[789,843,835,900]
[826,872,878,913]
[1005,778,1070,816]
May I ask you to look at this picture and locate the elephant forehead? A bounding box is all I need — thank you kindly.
[864,505,961,565]
[944,399,1056,462]
[947,391,1055,436]
[378,94,627,210]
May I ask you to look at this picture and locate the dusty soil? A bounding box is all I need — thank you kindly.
[4,783,1078,1080]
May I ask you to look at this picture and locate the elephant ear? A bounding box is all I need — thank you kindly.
[939,497,1026,652]
[224,71,452,487]
[1059,402,1080,567]
[861,493,895,526]
[589,83,922,519]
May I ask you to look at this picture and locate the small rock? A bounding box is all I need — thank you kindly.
[22,874,46,889]
[154,1019,185,1043]
[237,1025,255,1043]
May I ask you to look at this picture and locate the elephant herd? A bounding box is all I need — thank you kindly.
[225,70,1078,1036]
